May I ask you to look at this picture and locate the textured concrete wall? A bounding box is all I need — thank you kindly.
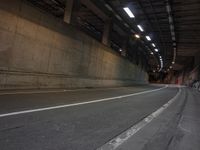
[0,0,148,90]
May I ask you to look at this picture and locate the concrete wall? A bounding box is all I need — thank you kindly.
[0,0,148,90]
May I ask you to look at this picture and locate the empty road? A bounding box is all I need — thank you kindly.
[0,85,179,150]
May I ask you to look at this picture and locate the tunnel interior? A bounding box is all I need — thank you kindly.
[0,1,200,150]
[0,0,200,89]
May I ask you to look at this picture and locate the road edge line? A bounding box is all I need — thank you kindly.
[97,87,181,150]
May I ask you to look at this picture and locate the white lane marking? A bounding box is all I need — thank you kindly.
[0,86,167,118]
[97,87,181,150]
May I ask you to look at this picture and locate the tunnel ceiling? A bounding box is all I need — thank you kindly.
[173,0,200,67]
[27,0,200,72]
[93,0,200,71]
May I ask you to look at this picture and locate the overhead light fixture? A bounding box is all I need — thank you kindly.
[137,25,144,32]
[105,4,113,12]
[172,61,175,64]
[131,29,135,34]
[154,48,158,52]
[150,52,154,55]
[115,14,122,21]
[123,7,135,18]
[135,34,140,38]
[124,23,129,28]
[170,66,172,69]
[119,49,123,52]
[152,43,156,47]
[145,36,151,41]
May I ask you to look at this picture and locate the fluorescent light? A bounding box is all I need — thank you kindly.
[115,14,122,21]
[152,43,156,47]
[123,7,135,18]
[145,36,151,41]
[105,4,113,11]
[124,23,129,28]
[135,34,140,38]
[154,48,158,52]
[137,25,144,32]
[131,29,135,33]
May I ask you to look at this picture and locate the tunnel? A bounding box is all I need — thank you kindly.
[0,0,200,150]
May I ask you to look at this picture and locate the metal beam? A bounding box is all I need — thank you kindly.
[80,0,108,21]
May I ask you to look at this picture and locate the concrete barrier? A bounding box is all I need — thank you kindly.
[0,0,148,90]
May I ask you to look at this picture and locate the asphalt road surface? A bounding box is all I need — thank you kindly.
[0,85,179,150]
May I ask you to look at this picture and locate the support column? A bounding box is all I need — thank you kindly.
[102,19,112,46]
[194,52,200,67]
[121,36,130,57]
[131,40,138,64]
[64,0,81,24]
[64,0,74,24]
